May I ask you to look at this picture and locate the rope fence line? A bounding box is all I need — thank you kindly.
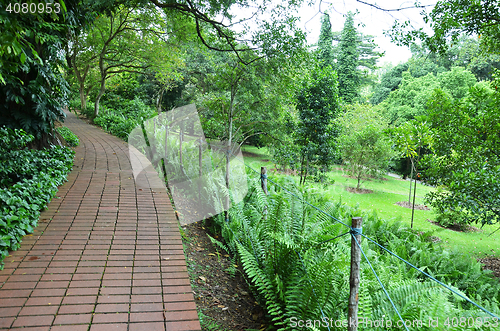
[353,235,410,331]
[224,153,500,328]
[361,233,500,320]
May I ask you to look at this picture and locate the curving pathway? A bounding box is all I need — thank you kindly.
[0,111,201,330]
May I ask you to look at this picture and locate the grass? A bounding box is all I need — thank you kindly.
[240,145,500,259]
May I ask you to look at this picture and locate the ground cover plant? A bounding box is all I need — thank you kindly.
[0,127,74,269]
[56,126,80,147]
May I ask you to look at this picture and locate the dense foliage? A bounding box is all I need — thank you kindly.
[93,98,157,140]
[391,0,500,55]
[210,174,500,330]
[0,127,74,268]
[380,67,477,125]
[422,75,500,227]
[0,3,67,145]
[294,65,341,184]
[317,13,334,68]
[0,1,99,147]
[370,59,447,106]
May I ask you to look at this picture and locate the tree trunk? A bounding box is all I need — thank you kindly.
[299,152,306,185]
[410,148,421,229]
[303,160,309,185]
[156,89,164,114]
[95,50,107,118]
[79,85,87,111]
[95,76,105,118]
[70,44,91,113]
[411,167,418,229]
[408,158,414,204]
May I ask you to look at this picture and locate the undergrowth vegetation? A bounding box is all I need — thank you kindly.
[0,127,74,269]
[56,126,80,147]
[71,96,157,141]
[88,108,500,329]
[210,173,500,330]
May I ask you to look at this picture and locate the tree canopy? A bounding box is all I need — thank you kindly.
[317,13,334,68]
[423,76,500,226]
[379,67,477,125]
[391,0,500,55]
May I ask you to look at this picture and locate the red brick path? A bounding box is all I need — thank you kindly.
[0,111,201,330]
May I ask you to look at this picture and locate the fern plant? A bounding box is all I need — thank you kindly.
[196,170,500,330]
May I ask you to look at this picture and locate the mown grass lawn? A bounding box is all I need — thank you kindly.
[241,145,500,258]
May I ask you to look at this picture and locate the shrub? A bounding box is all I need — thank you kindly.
[338,104,396,190]
[0,127,74,269]
[81,101,97,119]
[94,110,137,140]
[93,98,156,140]
[435,210,469,230]
[56,127,79,147]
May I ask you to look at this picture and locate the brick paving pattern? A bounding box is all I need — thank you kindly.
[0,111,201,330]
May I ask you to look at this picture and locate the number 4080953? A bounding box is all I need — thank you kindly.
[6,2,61,14]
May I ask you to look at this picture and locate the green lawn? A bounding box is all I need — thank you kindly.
[240,145,500,258]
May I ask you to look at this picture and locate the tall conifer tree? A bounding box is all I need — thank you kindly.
[337,12,360,104]
[318,13,334,68]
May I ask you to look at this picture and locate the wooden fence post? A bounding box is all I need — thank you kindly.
[348,217,363,331]
[261,167,268,195]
